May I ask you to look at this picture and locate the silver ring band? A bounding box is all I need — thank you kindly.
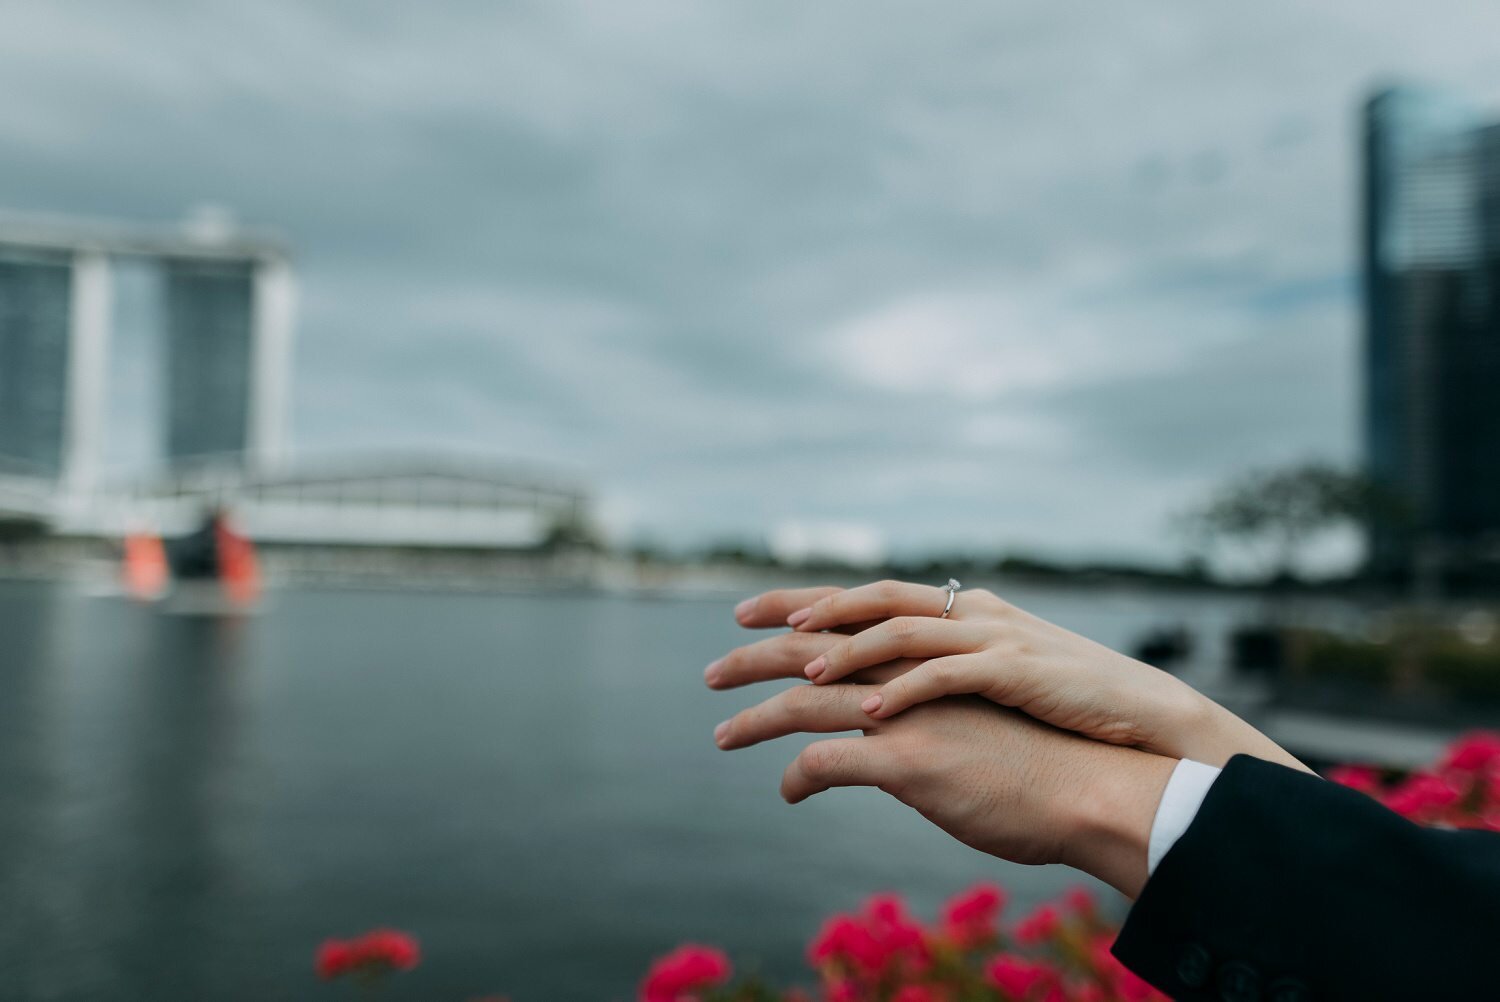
[939,578,961,618]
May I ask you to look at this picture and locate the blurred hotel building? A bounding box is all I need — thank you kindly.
[0,211,589,556]
[0,210,293,487]
[1363,86,1500,580]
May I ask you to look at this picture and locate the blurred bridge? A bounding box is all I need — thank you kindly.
[0,453,592,550]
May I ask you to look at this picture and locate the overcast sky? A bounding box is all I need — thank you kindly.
[5,1,1500,561]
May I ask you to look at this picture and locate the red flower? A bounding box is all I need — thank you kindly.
[1011,904,1061,946]
[861,894,929,972]
[808,895,929,979]
[939,883,1006,948]
[1328,764,1382,794]
[1086,933,1166,1002]
[809,915,887,976]
[315,940,355,980]
[985,955,1058,999]
[639,944,732,1002]
[1441,732,1500,773]
[359,929,421,970]
[1062,886,1096,920]
[315,929,420,980]
[891,985,945,1002]
[1383,772,1462,819]
[823,978,860,1002]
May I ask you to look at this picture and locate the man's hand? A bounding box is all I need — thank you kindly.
[713,681,1176,899]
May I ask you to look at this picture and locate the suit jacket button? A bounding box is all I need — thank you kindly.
[1267,977,1311,1002]
[1217,960,1262,1002]
[1177,943,1212,988]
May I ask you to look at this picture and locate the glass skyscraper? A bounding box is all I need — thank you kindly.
[0,250,73,475]
[1363,86,1500,576]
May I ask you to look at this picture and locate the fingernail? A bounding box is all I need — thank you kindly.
[787,607,812,628]
[734,598,756,621]
[704,659,723,685]
[714,720,731,747]
[804,656,827,680]
[861,694,883,715]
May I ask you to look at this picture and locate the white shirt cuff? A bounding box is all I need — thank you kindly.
[1147,759,1222,874]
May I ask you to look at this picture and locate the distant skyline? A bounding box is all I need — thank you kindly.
[4,1,1500,563]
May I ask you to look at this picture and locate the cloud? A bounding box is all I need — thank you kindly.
[4,0,1500,560]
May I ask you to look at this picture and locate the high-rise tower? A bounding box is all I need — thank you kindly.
[1363,87,1500,577]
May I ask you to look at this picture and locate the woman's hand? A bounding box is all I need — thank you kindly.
[719,579,1308,773]
[714,682,1176,899]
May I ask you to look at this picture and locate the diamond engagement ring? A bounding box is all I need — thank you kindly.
[939,578,961,618]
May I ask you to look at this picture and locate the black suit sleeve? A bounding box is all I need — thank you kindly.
[1112,753,1500,1002]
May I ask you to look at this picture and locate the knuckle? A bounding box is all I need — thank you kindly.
[969,587,999,607]
[786,684,835,719]
[799,742,845,780]
[875,579,902,603]
[783,684,815,715]
[925,659,956,688]
[888,616,920,642]
[795,631,833,655]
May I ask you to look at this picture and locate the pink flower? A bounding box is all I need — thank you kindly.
[1086,933,1165,1002]
[1011,904,1061,946]
[891,985,945,1002]
[315,940,354,980]
[358,929,420,970]
[985,955,1058,999]
[823,979,860,1002]
[1328,764,1382,794]
[939,883,1005,948]
[863,894,930,972]
[808,915,887,976]
[1442,732,1500,772]
[1383,772,1462,819]
[1062,886,1096,920]
[639,944,732,1002]
[314,928,420,980]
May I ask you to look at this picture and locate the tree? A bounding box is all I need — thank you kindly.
[1180,462,1388,584]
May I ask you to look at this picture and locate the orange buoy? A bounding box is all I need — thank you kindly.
[122,531,169,601]
[215,518,261,607]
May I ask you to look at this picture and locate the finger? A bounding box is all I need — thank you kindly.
[706,634,915,689]
[781,737,889,804]
[734,587,843,628]
[847,661,911,686]
[861,653,997,718]
[715,683,877,751]
[705,632,843,689]
[805,617,982,685]
[789,579,949,632]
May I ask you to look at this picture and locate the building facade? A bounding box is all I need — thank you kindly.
[165,259,257,460]
[0,212,294,492]
[0,250,73,475]
[1363,87,1500,577]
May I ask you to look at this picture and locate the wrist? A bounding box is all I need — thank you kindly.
[1062,748,1176,899]
[1185,698,1313,774]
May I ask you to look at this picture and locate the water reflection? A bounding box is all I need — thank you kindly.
[0,582,1260,1000]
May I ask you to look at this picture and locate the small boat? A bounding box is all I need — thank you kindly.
[123,509,262,614]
